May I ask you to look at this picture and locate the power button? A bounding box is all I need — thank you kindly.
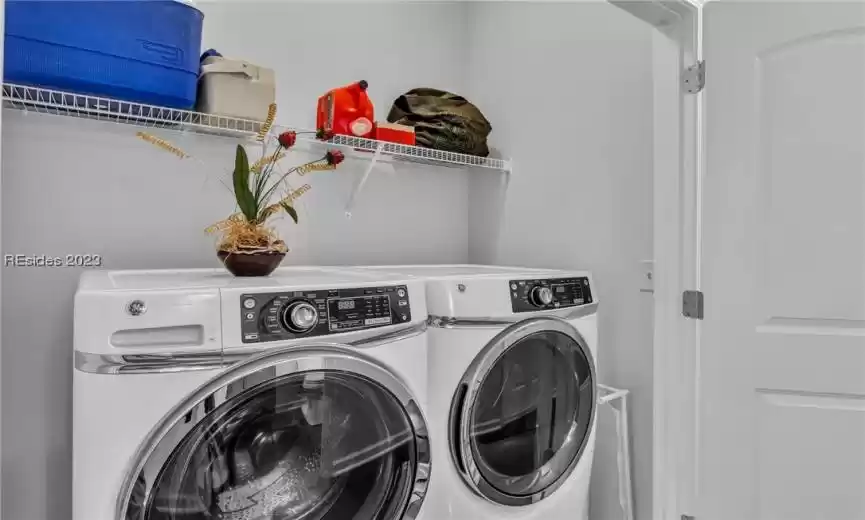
[397,288,406,298]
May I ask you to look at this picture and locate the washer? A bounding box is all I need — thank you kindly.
[356,265,598,520]
[73,266,431,520]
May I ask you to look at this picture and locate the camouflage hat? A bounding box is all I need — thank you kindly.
[386,88,492,157]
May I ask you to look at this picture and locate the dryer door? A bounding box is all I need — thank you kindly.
[450,317,596,506]
[118,345,429,520]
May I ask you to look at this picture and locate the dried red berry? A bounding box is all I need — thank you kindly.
[316,128,335,141]
[326,150,345,166]
[277,131,297,148]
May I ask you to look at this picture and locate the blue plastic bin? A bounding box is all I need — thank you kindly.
[4,0,204,109]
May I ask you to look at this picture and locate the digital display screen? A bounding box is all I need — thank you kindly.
[337,299,356,310]
[556,286,565,293]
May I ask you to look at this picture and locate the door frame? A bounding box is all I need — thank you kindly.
[651,6,701,519]
[610,1,701,519]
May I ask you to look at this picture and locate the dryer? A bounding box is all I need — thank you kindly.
[357,265,598,520]
[73,266,431,520]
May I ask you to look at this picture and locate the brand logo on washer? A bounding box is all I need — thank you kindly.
[126,300,146,316]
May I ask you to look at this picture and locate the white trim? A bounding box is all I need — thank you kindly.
[610,1,701,519]
[594,2,705,517]
[612,1,701,518]
[651,5,701,520]
[651,29,683,520]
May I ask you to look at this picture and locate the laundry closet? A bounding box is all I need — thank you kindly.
[3,1,863,520]
[0,2,668,520]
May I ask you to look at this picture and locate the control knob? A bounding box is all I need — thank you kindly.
[529,286,554,307]
[281,301,319,333]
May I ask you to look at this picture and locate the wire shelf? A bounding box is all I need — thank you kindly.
[323,134,509,171]
[2,83,511,172]
[2,83,264,137]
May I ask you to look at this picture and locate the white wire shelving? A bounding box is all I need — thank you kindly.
[2,83,511,173]
[323,134,510,171]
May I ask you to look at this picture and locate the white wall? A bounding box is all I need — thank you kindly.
[462,3,656,519]
[0,3,473,520]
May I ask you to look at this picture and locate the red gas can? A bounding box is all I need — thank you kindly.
[316,80,375,139]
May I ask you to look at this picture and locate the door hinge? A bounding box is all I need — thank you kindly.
[682,290,704,320]
[683,60,705,94]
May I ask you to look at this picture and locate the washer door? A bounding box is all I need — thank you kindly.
[449,317,596,506]
[119,345,429,520]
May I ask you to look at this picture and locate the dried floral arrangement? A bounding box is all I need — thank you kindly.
[136,103,345,275]
[205,130,344,255]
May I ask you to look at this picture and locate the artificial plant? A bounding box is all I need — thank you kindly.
[207,130,345,254]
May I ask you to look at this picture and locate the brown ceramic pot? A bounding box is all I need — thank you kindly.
[217,250,285,277]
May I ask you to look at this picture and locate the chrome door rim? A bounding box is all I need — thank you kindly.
[116,343,431,520]
[448,317,597,506]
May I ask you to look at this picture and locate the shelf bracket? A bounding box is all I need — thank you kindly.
[345,143,385,219]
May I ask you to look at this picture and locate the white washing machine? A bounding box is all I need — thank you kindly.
[73,266,432,520]
[357,265,599,520]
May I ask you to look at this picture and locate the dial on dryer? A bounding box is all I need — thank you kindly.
[529,286,554,307]
[281,300,319,333]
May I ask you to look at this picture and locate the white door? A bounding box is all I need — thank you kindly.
[699,2,865,519]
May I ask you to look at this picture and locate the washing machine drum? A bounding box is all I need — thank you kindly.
[126,368,422,520]
[450,317,596,505]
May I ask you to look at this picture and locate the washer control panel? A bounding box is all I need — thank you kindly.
[239,285,411,343]
[509,277,592,313]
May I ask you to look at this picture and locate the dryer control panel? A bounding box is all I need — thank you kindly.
[239,285,412,343]
[509,277,592,313]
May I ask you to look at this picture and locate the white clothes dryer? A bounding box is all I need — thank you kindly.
[73,266,431,520]
[357,265,598,520]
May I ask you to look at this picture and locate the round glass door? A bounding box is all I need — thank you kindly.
[120,347,429,520]
[449,317,596,505]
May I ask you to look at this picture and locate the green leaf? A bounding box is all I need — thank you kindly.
[280,202,299,224]
[232,145,257,221]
